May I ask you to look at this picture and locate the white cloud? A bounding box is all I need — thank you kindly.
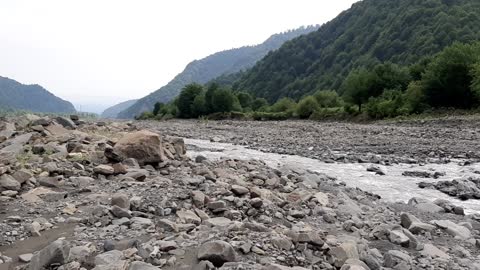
[0,0,359,112]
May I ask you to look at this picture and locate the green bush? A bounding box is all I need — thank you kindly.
[313,90,342,108]
[177,84,204,118]
[296,96,320,119]
[269,97,297,113]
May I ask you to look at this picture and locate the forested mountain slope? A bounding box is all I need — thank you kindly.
[233,0,480,102]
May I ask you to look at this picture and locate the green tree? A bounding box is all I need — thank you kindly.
[313,90,342,108]
[251,98,269,111]
[236,92,253,110]
[296,96,320,119]
[153,102,165,116]
[177,84,204,118]
[420,42,480,109]
[205,83,219,114]
[472,63,480,100]
[212,89,235,113]
[191,93,207,117]
[342,69,377,112]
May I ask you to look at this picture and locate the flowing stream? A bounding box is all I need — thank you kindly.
[185,138,480,215]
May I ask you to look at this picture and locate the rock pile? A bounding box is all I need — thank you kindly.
[0,115,480,270]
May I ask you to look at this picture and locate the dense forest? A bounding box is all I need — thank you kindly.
[138,41,480,121]
[117,26,319,119]
[230,0,480,102]
[0,76,76,113]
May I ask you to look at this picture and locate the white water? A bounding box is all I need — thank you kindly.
[185,138,480,215]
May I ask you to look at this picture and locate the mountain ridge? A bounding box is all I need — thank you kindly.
[0,76,76,113]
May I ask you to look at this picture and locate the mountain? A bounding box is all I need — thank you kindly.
[0,76,76,113]
[233,0,480,102]
[117,25,319,118]
[101,99,138,118]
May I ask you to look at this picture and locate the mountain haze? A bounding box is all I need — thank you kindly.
[0,76,76,113]
[117,26,319,119]
[101,99,138,118]
[233,0,480,102]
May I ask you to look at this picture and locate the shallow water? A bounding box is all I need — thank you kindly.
[185,138,480,215]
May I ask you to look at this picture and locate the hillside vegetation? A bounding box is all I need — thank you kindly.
[117,26,319,119]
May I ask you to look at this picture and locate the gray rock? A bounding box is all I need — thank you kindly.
[0,174,21,191]
[18,253,33,263]
[231,185,249,196]
[111,205,132,218]
[431,219,472,240]
[55,117,76,129]
[94,250,124,265]
[128,261,160,270]
[329,241,359,267]
[176,210,201,225]
[113,130,165,165]
[111,194,130,209]
[384,250,412,269]
[28,239,70,270]
[92,260,128,270]
[197,240,236,267]
[94,165,115,175]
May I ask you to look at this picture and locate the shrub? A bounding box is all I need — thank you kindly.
[313,90,342,108]
[296,96,320,119]
[270,97,297,113]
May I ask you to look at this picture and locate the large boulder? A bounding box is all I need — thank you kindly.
[197,240,236,267]
[111,130,164,165]
[28,239,70,270]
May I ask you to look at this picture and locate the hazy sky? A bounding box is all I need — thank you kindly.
[0,0,359,113]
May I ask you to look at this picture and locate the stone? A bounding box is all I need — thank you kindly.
[55,117,76,129]
[157,240,178,251]
[203,217,232,227]
[113,130,165,165]
[69,245,95,263]
[195,155,207,163]
[313,192,329,206]
[384,250,412,268]
[111,205,132,218]
[421,244,450,259]
[249,198,263,208]
[389,228,410,247]
[92,260,128,270]
[111,194,130,209]
[329,241,359,267]
[192,191,206,207]
[0,174,21,191]
[197,240,236,267]
[400,213,435,234]
[262,264,309,270]
[94,165,115,175]
[12,169,33,184]
[94,250,124,265]
[207,200,227,211]
[128,261,160,270]
[156,219,178,232]
[28,239,70,270]
[432,220,472,240]
[177,210,201,225]
[231,185,249,196]
[104,239,139,252]
[366,165,386,175]
[18,253,33,263]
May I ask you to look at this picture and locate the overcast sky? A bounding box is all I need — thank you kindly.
[0,0,359,113]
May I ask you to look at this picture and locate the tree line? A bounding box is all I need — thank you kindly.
[137,41,480,121]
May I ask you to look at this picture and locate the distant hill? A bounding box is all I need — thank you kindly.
[233,0,480,102]
[117,25,319,119]
[101,99,138,118]
[0,76,76,113]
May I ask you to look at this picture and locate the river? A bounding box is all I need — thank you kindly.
[185,138,480,215]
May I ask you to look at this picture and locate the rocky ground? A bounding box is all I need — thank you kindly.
[0,115,480,270]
